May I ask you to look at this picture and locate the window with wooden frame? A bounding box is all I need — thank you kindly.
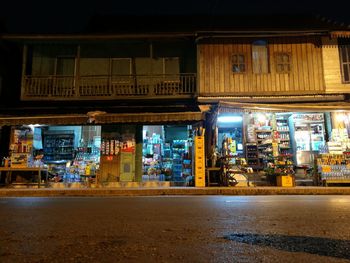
[275,52,292,73]
[339,44,350,83]
[252,40,269,74]
[231,53,247,73]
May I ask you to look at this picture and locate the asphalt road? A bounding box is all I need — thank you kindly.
[0,196,350,263]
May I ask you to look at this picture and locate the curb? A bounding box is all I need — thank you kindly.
[1,187,350,197]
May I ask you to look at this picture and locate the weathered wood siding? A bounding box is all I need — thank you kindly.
[198,37,325,96]
[322,37,350,93]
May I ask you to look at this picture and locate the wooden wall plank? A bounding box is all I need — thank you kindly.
[302,41,310,91]
[307,41,315,91]
[277,40,285,92]
[227,43,233,93]
[218,44,224,93]
[314,39,324,91]
[223,44,230,92]
[270,39,277,92]
[291,40,300,91]
[287,41,293,92]
[243,43,251,93]
[208,44,215,93]
[203,45,210,94]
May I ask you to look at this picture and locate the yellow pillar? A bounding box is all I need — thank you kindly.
[194,135,206,187]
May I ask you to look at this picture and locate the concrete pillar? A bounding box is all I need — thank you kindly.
[135,124,143,182]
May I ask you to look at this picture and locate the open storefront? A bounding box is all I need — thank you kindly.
[142,125,194,185]
[1,125,101,187]
[208,101,350,186]
[0,111,205,188]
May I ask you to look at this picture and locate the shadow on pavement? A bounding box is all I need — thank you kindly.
[224,233,350,260]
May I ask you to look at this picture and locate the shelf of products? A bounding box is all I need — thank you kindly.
[317,153,350,185]
[276,117,292,155]
[172,140,187,180]
[43,131,75,163]
[255,129,273,169]
[182,151,192,178]
[245,143,259,168]
[143,133,163,178]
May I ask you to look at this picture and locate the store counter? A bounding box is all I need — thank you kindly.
[0,167,48,187]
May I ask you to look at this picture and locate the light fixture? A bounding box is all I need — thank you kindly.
[217,116,243,123]
[257,113,266,123]
[336,113,346,123]
[28,124,42,131]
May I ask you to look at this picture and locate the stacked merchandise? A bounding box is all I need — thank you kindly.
[317,154,350,184]
[143,133,163,181]
[101,138,122,156]
[43,131,74,163]
[276,116,292,155]
[172,140,187,181]
[9,128,34,168]
[327,128,350,154]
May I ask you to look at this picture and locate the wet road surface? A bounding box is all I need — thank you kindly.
[0,195,350,263]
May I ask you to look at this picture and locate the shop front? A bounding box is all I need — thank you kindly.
[0,111,205,188]
[142,125,194,185]
[0,124,101,188]
[207,101,350,187]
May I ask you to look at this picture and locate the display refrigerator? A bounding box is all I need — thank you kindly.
[289,113,325,166]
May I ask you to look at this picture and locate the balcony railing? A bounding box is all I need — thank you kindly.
[22,74,196,100]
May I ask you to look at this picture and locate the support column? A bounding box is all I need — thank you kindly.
[134,124,143,182]
[20,45,27,100]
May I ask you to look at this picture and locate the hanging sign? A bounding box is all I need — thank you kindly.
[292,113,324,122]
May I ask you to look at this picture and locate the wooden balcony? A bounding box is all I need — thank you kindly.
[21,74,196,100]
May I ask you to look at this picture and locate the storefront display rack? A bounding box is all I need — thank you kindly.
[43,131,75,163]
[245,143,259,169]
[255,130,273,169]
[264,154,295,186]
[317,153,350,185]
[272,154,294,175]
[172,140,187,181]
[276,116,292,155]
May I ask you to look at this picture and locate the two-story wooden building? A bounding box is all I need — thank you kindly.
[0,16,204,187]
[1,14,350,187]
[196,15,350,184]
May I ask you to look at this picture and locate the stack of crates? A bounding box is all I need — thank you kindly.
[194,136,205,187]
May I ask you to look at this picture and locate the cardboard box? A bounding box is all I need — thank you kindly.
[276,175,294,187]
[10,153,30,168]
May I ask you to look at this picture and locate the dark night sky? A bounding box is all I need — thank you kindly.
[1,0,349,33]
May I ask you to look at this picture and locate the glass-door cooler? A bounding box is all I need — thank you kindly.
[290,113,325,166]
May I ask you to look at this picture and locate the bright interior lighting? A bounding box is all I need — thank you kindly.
[336,114,346,122]
[28,124,42,131]
[257,114,266,123]
[217,116,243,123]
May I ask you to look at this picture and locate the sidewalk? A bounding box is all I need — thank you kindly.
[1,186,350,197]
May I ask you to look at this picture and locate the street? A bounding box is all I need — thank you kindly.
[0,196,350,263]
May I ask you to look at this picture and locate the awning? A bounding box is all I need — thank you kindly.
[331,31,350,38]
[0,115,88,126]
[0,111,204,126]
[96,112,204,123]
[198,94,345,104]
[217,101,350,114]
